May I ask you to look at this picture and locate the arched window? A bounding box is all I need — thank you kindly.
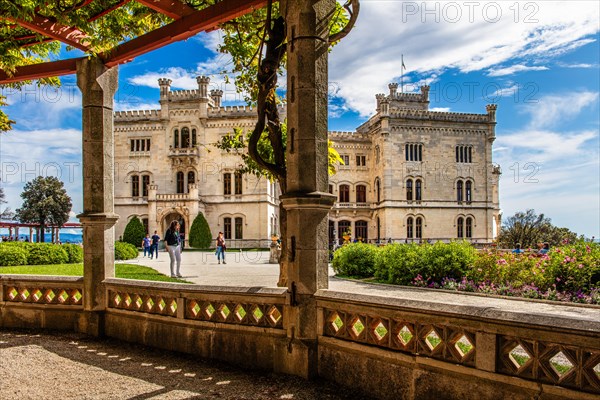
[468,146,472,163]
[192,129,197,146]
[338,220,351,243]
[131,175,139,197]
[416,217,423,239]
[376,179,381,203]
[356,185,366,203]
[142,175,150,197]
[377,217,381,242]
[415,179,422,201]
[466,217,473,238]
[465,180,472,203]
[174,129,179,148]
[355,220,368,241]
[407,217,414,239]
[234,172,243,195]
[457,217,464,238]
[223,217,232,239]
[406,179,413,201]
[223,173,232,195]
[235,217,243,239]
[405,144,409,161]
[176,172,184,194]
[418,144,422,161]
[328,184,333,194]
[187,171,195,192]
[339,184,350,203]
[181,127,190,148]
[455,146,460,163]
[457,180,463,202]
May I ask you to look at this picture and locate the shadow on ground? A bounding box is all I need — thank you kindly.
[0,329,368,400]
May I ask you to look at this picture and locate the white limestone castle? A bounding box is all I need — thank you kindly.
[113,77,500,246]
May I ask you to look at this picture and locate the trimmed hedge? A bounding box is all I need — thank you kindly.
[189,213,212,248]
[0,244,29,266]
[332,242,379,278]
[63,243,83,263]
[115,241,138,260]
[122,216,146,247]
[27,243,69,265]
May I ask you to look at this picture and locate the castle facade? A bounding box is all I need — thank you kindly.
[113,78,500,246]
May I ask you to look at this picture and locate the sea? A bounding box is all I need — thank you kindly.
[0,228,83,244]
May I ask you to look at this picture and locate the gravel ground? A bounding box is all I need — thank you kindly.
[0,329,367,400]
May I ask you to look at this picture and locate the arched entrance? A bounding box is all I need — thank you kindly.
[162,212,186,236]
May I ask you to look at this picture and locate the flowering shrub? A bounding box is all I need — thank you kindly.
[332,242,379,278]
[333,240,600,304]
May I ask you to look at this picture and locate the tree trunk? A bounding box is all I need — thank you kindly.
[39,221,45,242]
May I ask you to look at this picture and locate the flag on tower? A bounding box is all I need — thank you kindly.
[401,55,406,71]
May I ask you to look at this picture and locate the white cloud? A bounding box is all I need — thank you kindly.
[329,1,600,116]
[487,65,549,77]
[429,107,451,112]
[560,63,597,68]
[522,91,599,129]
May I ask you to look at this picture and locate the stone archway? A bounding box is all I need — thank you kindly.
[162,212,186,235]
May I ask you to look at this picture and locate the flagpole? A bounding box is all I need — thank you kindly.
[401,54,404,93]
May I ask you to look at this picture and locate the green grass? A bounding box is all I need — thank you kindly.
[0,263,189,283]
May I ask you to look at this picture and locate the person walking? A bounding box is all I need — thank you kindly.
[142,234,151,257]
[150,230,160,259]
[164,221,182,278]
[215,231,226,264]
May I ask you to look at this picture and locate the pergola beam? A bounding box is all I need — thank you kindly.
[0,0,268,83]
[135,0,196,20]
[7,14,90,52]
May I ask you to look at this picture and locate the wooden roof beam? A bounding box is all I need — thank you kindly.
[0,58,80,83]
[135,0,196,20]
[8,14,90,52]
[104,0,268,67]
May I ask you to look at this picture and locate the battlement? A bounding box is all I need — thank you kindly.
[168,89,200,101]
[390,109,492,123]
[208,104,286,118]
[114,109,161,121]
[328,131,369,140]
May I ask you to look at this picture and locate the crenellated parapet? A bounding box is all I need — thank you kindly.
[208,104,286,118]
[168,89,200,101]
[391,109,492,124]
[114,109,161,121]
[328,131,370,141]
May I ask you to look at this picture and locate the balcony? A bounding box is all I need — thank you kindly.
[334,202,371,209]
[156,193,191,201]
[168,146,200,157]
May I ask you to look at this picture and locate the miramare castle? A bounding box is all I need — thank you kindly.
[114,77,501,246]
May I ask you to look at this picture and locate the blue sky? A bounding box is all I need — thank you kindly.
[1,1,599,238]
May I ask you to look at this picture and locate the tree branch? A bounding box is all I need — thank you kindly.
[328,0,360,44]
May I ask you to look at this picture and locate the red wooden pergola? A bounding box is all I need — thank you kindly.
[0,0,268,83]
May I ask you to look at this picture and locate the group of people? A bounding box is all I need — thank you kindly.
[512,242,550,255]
[143,221,228,278]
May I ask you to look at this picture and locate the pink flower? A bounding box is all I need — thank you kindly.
[556,278,561,282]
[578,264,584,269]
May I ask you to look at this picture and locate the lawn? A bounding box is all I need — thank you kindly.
[0,263,190,283]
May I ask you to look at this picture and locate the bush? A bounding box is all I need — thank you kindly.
[63,243,83,263]
[374,243,421,284]
[0,243,29,266]
[419,241,476,283]
[122,216,145,247]
[189,213,212,248]
[115,241,138,260]
[332,243,379,278]
[27,243,69,265]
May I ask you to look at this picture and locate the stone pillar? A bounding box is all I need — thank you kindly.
[76,57,119,336]
[148,184,158,235]
[276,0,336,379]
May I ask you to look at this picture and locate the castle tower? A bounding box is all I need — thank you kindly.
[197,76,210,117]
[211,89,223,108]
[388,83,398,98]
[158,78,172,119]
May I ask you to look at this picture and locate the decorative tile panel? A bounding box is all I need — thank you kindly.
[4,286,82,306]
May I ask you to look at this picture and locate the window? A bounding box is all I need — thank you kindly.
[457,217,464,238]
[376,178,381,203]
[466,217,473,238]
[130,139,151,152]
[328,184,333,194]
[235,217,243,239]
[356,185,366,203]
[176,172,184,194]
[405,143,423,161]
[338,220,351,242]
[187,171,195,192]
[341,154,350,166]
[406,179,413,201]
[223,173,232,195]
[339,185,350,202]
[192,129,197,146]
[234,172,243,195]
[457,180,463,202]
[355,220,368,241]
[142,175,150,197]
[456,145,473,163]
[415,179,422,201]
[174,129,179,148]
[465,180,472,203]
[224,217,232,239]
[356,155,366,167]
[416,217,423,239]
[181,127,190,148]
[131,175,139,197]
[407,217,414,238]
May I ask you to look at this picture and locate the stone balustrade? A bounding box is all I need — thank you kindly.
[155,193,191,201]
[1,275,598,399]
